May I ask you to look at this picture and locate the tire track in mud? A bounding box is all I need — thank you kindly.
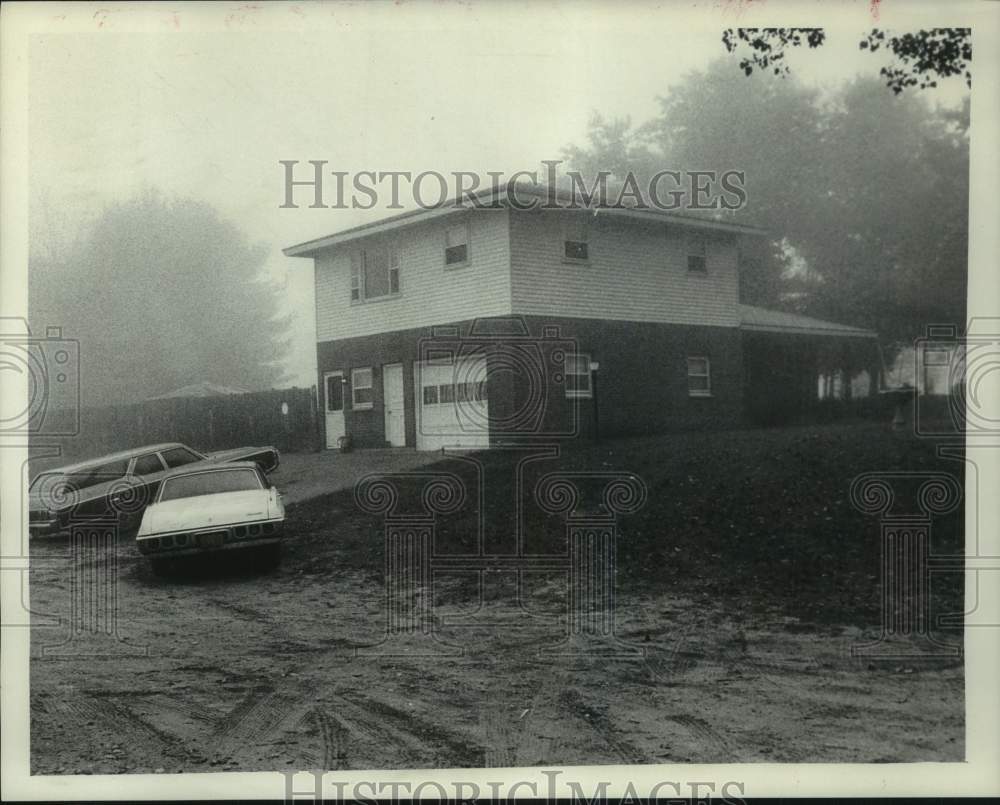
[339,693,484,768]
[662,713,729,756]
[33,690,196,762]
[557,687,648,764]
[208,685,310,763]
[309,708,350,770]
[479,667,571,767]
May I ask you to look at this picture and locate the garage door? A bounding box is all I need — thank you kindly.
[414,357,490,451]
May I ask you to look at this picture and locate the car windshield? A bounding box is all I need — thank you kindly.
[158,469,262,502]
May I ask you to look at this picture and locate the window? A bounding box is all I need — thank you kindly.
[565,353,593,398]
[350,259,360,301]
[687,234,707,273]
[564,216,589,261]
[161,447,204,469]
[423,380,487,406]
[352,367,374,409]
[132,453,165,476]
[687,357,711,397]
[351,246,399,302]
[64,459,130,491]
[159,468,262,503]
[445,222,469,266]
[326,374,344,412]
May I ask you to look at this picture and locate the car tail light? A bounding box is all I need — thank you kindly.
[234,525,247,538]
[161,535,174,548]
[175,533,188,547]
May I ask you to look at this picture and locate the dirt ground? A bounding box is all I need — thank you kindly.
[29,423,964,773]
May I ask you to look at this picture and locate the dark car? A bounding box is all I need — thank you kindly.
[27,442,280,538]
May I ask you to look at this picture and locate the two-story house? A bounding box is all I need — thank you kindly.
[284,184,878,450]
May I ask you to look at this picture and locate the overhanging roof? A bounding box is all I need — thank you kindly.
[739,304,877,338]
[283,182,767,258]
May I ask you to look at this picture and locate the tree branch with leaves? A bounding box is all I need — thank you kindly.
[722,27,971,94]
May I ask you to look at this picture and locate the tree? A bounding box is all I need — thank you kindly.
[722,28,971,94]
[29,192,289,408]
[562,61,969,344]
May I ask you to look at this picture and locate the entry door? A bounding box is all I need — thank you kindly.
[382,363,406,447]
[323,371,346,449]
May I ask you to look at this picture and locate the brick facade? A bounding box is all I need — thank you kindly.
[316,315,746,449]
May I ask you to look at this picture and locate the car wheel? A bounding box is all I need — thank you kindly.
[255,543,282,569]
[150,557,173,576]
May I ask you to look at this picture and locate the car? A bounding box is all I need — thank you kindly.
[27,442,280,538]
[135,462,285,573]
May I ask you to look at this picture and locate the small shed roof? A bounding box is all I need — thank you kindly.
[739,304,877,338]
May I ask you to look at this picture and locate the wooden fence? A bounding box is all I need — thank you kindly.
[35,386,320,464]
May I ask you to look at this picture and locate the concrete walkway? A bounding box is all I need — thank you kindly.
[269,448,437,505]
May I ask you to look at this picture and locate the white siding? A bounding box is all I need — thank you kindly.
[314,210,512,341]
[509,210,741,328]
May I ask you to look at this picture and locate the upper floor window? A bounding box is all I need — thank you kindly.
[351,367,374,410]
[564,217,589,262]
[445,222,469,266]
[565,353,593,398]
[687,234,707,273]
[351,246,400,302]
[687,356,711,397]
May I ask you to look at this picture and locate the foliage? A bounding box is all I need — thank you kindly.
[562,61,969,343]
[721,28,826,77]
[723,27,971,94]
[860,29,972,93]
[30,192,289,407]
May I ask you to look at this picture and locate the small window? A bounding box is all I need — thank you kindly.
[687,357,711,397]
[445,222,469,266]
[687,234,707,273]
[389,249,400,293]
[564,217,589,262]
[132,453,165,476]
[565,353,593,398]
[350,257,361,301]
[326,374,344,412]
[352,367,374,409]
[161,447,203,469]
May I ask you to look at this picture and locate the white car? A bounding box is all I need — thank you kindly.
[136,462,285,573]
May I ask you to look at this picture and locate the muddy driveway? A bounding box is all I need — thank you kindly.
[30,521,962,773]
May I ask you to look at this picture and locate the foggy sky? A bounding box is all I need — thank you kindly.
[27,3,970,388]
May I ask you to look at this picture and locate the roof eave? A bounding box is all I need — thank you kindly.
[739,322,878,339]
[283,184,768,258]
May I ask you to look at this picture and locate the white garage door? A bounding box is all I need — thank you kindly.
[414,357,490,451]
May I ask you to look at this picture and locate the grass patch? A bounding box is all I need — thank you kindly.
[286,422,964,628]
